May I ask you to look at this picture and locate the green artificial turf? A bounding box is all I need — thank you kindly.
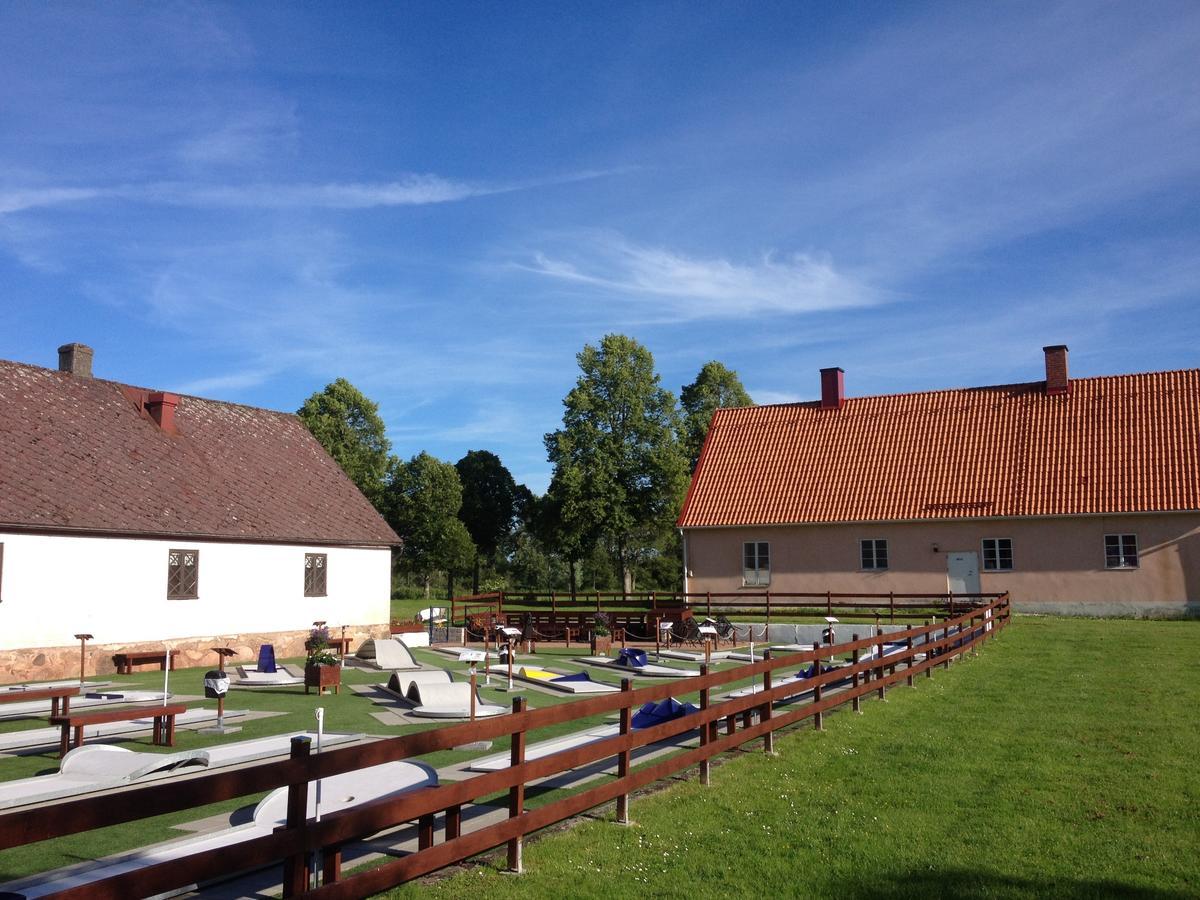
[381,617,1199,900]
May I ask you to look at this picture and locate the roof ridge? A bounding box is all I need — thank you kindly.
[738,367,1200,410]
[0,357,299,419]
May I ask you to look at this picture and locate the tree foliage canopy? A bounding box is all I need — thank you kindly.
[455,450,520,557]
[544,334,688,590]
[385,452,475,584]
[297,378,390,502]
[680,361,753,469]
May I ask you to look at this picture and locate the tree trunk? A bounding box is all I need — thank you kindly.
[569,558,578,599]
[472,553,480,595]
[446,570,454,601]
[423,575,430,600]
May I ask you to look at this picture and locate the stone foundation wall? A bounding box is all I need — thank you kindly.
[0,623,391,684]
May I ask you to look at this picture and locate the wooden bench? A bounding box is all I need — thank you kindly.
[113,649,180,674]
[0,686,79,717]
[49,703,188,758]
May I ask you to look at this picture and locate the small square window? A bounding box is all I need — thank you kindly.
[1104,534,1138,569]
[982,538,1013,571]
[305,553,328,597]
[167,548,199,599]
[743,541,770,586]
[861,539,888,570]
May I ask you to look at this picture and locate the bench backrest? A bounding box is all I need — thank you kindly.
[0,686,79,704]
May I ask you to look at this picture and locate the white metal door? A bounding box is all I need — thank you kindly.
[946,552,980,595]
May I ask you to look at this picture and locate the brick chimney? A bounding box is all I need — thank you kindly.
[820,367,845,410]
[146,392,180,434]
[57,343,93,378]
[1043,345,1070,396]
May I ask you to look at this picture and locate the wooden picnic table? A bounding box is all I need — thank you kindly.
[113,649,180,674]
[0,685,79,717]
[49,702,188,758]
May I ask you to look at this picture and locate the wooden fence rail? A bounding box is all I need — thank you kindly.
[0,595,1011,899]
[451,590,1004,627]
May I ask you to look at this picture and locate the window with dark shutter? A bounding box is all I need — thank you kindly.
[861,539,889,570]
[305,553,328,597]
[1104,534,1138,569]
[742,541,770,586]
[167,548,199,599]
[982,538,1013,571]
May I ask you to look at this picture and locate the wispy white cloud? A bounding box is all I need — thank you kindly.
[1,168,619,216]
[175,368,277,395]
[748,389,801,406]
[514,232,878,319]
[0,187,107,215]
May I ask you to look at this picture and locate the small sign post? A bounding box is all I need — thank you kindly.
[73,633,93,688]
[458,649,486,721]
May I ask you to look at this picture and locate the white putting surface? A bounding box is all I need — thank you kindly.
[0,758,437,899]
[514,667,619,693]
[230,664,305,687]
[0,705,248,753]
[575,657,700,678]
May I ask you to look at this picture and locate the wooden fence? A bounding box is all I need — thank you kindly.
[0,594,1011,899]
[451,589,1006,629]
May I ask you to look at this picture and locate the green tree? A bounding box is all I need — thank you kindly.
[680,361,753,469]
[384,452,476,599]
[544,334,688,594]
[297,378,390,503]
[455,450,520,594]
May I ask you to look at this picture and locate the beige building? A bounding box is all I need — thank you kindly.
[678,347,1200,616]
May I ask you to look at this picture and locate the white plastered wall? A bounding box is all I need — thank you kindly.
[0,531,391,651]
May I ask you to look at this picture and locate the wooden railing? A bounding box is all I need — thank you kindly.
[451,589,1005,628]
[0,595,1011,899]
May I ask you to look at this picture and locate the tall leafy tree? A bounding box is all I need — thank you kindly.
[544,334,688,593]
[455,450,520,594]
[297,378,390,503]
[680,361,753,469]
[384,452,476,599]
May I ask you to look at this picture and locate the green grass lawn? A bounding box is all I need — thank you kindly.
[382,617,1199,899]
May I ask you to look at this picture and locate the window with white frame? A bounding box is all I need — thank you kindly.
[1104,534,1138,569]
[860,539,888,570]
[167,548,199,599]
[304,553,328,597]
[743,541,770,586]
[982,538,1013,571]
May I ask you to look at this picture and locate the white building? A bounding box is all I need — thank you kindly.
[0,343,399,681]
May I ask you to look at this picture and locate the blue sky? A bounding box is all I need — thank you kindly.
[2,2,1198,493]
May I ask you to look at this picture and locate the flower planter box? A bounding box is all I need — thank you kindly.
[590,635,612,657]
[305,663,341,695]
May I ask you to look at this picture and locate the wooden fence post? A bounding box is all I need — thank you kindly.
[507,696,527,873]
[617,679,633,824]
[851,634,861,714]
[876,626,886,701]
[707,591,712,617]
[446,805,462,840]
[812,642,824,730]
[281,736,311,899]
[763,649,774,753]
[765,591,771,632]
[925,620,933,678]
[699,663,711,786]
[889,591,895,624]
[906,631,915,687]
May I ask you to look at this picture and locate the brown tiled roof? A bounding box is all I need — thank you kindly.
[678,370,1200,528]
[0,360,399,546]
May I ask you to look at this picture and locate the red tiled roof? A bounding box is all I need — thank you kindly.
[678,370,1200,528]
[0,360,399,546]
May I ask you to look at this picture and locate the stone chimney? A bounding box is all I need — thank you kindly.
[146,392,180,434]
[57,343,94,378]
[1043,345,1070,396]
[820,367,845,410]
